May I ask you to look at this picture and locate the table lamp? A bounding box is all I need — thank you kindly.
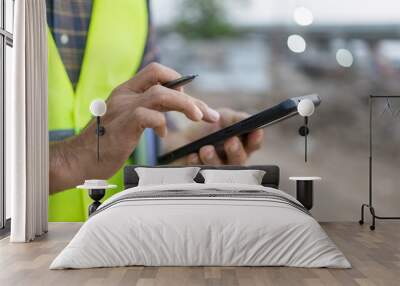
[90,99,107,161]
[297,98,315,162]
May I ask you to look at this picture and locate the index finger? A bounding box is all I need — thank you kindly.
[124,63,182,93]
[142,85,219,123]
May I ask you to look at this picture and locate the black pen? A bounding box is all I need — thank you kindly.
[162,74,198,89]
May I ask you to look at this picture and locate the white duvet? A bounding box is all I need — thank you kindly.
[50,183,350,269]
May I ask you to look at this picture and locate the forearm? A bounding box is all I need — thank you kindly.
[49,135,94,194]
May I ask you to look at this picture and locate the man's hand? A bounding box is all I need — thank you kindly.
[50,63,220,193]
[164,108,264,165]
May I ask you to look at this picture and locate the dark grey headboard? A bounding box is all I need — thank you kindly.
[124,165,280,189]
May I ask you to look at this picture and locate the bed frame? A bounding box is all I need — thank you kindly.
[124,165,280,189]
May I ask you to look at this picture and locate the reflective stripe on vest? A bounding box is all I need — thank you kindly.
[48,0,149,222]
[49,129,75,142]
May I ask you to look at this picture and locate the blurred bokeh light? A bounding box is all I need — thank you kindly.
[336,49,354,67]
[287,34,307,53]
[293,7,314,26]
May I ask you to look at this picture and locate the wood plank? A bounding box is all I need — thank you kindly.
[0,222,399,286]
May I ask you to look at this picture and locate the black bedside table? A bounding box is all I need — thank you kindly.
[289,177,321,210]
[77,180,117,216]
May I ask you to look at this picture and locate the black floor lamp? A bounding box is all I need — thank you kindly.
[359,95,400,230]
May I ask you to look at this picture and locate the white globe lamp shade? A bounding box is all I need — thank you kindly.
[297,99,315,117]
[90,99,107,117]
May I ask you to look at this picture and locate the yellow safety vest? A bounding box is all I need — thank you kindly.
[48,0,148,221]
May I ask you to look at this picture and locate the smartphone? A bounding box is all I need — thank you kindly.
[157,94,321,164]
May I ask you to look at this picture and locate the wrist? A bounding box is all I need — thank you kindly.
[49,133,94,193]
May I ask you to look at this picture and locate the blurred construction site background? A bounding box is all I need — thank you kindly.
[152,0,400,221]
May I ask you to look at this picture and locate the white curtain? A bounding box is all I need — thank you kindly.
[8,0,48,242]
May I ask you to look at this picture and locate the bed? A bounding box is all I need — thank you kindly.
[50,165,350,269]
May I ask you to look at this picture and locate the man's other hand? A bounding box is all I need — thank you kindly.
[164,108,264,166]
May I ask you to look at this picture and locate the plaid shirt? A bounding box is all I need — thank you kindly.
[46,0,159,88]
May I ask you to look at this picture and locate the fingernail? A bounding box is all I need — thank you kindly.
[229,140,239,153]
[205,147,214,160]
[207,108,220,122]
[194,106,204,120]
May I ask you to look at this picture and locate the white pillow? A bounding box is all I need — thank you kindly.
[200,169,266,185]
[135,167,200,186]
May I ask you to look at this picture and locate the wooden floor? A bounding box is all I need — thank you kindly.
[0,222,399,286]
